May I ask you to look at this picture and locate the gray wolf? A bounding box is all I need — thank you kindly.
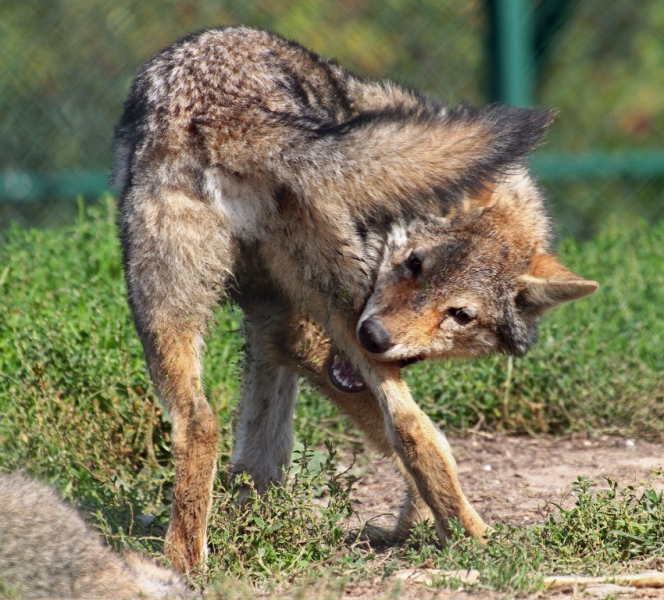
[0,473,190,599]
[113,26,597,572]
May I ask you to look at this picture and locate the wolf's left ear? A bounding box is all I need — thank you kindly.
[517,254,599,311]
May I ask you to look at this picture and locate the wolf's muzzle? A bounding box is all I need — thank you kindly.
[358,317,392,354]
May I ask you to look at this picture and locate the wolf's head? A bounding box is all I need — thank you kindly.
[356,170,598,364]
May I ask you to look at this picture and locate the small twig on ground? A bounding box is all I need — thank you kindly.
[544,572,664,589]
[393,569,664,590]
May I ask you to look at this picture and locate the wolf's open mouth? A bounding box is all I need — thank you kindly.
[327,353,426,393]
[328,354,367,393]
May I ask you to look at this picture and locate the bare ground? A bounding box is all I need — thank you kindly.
[337,433,664,599]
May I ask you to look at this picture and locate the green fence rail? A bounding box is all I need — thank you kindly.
[4,151,664,205]
[2,0,663,236]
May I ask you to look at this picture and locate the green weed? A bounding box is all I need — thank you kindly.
[203,442,357,587]
[539,475,664,568]
[1,202,662,595]
[392,473,664,594]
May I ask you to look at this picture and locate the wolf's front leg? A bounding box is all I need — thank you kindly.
[287,316,486,543]
[359,361,488,542]
[323,385,438,543]
[278,319,433,541]
[231,306,299,496]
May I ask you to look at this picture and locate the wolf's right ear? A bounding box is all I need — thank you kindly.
[517,254,599,312]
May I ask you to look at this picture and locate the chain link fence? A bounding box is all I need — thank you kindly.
[1,0,662,237]
[533,0,664,237]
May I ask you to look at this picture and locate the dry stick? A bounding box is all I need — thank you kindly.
[396,569,664,589]
[543,572,664,589]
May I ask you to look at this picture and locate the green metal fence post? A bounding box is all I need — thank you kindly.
[487,0,535,106]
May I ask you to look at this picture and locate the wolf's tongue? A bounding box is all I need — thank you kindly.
[328,353,367,393]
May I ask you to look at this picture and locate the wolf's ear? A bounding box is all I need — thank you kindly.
[517,254,598,311]
[435,104,556,195]
[426,104,555,196]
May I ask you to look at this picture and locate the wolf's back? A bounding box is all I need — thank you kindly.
[111,27,358,192]
[112,27,551,226]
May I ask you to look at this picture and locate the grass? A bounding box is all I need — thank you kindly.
[392,472,664,593]
[0,199,663,596]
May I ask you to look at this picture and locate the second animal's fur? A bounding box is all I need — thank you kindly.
[0,473,190,599]
[113,27,598,572]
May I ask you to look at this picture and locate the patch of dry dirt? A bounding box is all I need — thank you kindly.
[349,433,664,529]
[339,433,664,599]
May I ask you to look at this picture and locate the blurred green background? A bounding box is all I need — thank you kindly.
[1,0,663,237]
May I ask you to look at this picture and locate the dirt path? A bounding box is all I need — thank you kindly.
[342,433,664,599]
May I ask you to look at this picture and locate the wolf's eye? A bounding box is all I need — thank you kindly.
[515,292,531,310]
[407,251,423,274]
[448,307,475,325]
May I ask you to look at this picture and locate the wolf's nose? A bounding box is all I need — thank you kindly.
[358,318,392,354]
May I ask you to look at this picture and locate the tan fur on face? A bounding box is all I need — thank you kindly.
[359,168,596,362]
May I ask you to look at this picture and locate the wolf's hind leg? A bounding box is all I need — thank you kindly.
[231,304,299,496]
[120,188,231,573]
[142,330,219,573]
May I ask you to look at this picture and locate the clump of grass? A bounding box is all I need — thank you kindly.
[394,519,546,594]
[0,199,173,513]
[92,441,360,594]
[392,473,664,594]
[202,442,357,588]
[539,475,664,568]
